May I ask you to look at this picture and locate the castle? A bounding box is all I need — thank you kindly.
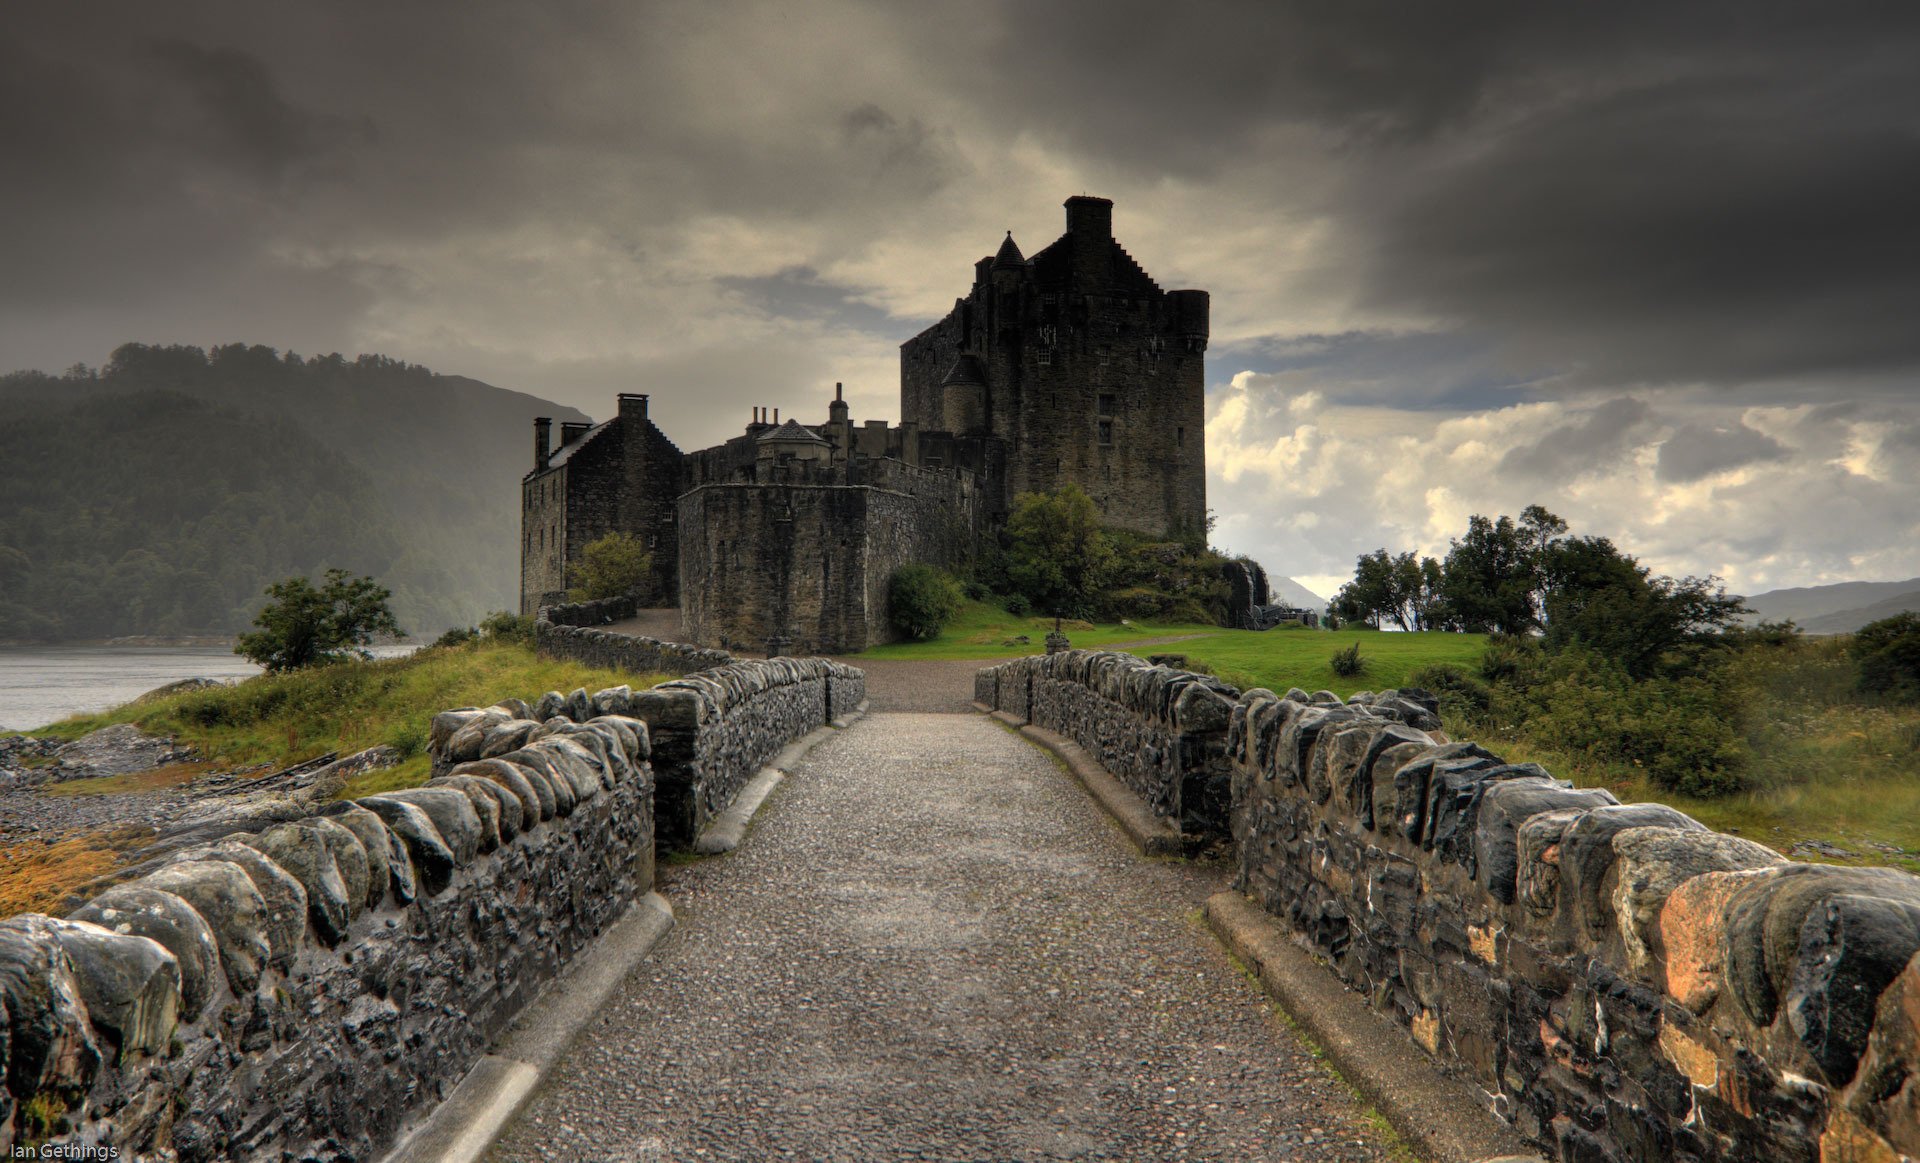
[520,195,1210,652]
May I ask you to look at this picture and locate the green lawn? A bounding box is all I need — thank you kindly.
[859,602,1487,697]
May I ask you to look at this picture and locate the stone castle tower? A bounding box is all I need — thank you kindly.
[900,195,1209,536]
[521,195,1209,651]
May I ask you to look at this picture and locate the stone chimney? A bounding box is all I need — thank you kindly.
[617,392,649,423]
[560,421,590,447]
[534,417,552,471]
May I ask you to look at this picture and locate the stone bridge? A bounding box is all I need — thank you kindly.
[6,605,1918,1162]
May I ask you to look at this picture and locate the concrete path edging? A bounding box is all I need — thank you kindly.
[694,768,785,854]
[380,892,676,1163]
[830,698,871,729]
[1205,890,1544,1163]
[1003,719,1184,857]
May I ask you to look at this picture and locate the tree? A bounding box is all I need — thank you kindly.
[1003,484,1115,618]
[567,532,653,603]
[1333,549,1398,629]
[1539,536,1746,678]
[235,569,402,672]
[1442,512,1548,635]
[888,564,963,641]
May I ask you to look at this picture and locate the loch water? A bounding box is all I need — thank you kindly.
[0,644,417,731]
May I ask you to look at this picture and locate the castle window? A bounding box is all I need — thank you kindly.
[1098,393,1116,416]
[1098,420,1114,446]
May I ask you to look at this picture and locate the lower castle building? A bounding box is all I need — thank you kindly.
[520,196,1210,653]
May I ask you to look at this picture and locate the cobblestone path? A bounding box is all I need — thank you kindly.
[489,711,1395,1162]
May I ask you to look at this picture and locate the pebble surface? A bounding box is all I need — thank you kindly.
[489,710,1395,1162]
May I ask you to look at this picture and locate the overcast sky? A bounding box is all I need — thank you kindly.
[9,1,1919,598]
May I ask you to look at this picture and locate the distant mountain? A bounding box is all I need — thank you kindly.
[1740,577,1920,635]
[1798,591,1920,635]
[1271,576,1328,611]
[0,343,587,640]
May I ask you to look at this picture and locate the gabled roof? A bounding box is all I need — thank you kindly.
[756,419,831,445]
[542,418,615,470]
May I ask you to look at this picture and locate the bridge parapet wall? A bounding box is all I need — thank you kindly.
[638,658,865,847]
[535,600,733,676]
[976,651,1240,836]
[3,705,654,1160]
[979,658,1920,1163]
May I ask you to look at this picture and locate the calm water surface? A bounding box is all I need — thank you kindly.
[0,644,417,731]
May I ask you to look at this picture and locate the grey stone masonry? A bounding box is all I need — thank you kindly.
[976,651,1240,838]
[536,599,734,676]
[977,657,1920,1163]
[6,704,654,1161]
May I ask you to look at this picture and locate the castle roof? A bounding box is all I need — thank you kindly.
[543,418,615,469]
[991,231,1025,269]
[939,353,988,386]
[756,419,831,445]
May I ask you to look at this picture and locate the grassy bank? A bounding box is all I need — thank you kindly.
[857,602,1220,661]
[33,641,664,798]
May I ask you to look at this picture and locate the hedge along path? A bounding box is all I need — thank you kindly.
[488,710,1399,1162]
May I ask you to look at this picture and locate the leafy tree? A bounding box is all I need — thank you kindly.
[1004,484,1115,618]
[888,564,963,641]
[1540,536,1746,678]
[1334,549,1450,630]
[1441,513,1546,635]
[235,569,402,672]
[1853,612,1920,701]
[567,532,653,603]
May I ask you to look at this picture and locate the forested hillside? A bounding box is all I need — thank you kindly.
[0,344,587,640]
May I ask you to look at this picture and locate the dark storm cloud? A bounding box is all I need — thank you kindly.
[1495,396,1652,480]
[1656,421,1790,484]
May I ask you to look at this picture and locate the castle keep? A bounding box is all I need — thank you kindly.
[521,196,1210,652]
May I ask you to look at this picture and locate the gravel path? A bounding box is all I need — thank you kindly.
[489,713,1395,1162]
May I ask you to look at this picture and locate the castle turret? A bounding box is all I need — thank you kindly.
[533,416,552,471]
[939,354,988,435]
[1169,288,1210,350]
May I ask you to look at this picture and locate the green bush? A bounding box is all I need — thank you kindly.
[1854,612,1920,702]
[1404,662,1491,718]
[479,610,535,644]
[1004,593,1033,618]
[1330,642,1367,677]
[888,565,963,641]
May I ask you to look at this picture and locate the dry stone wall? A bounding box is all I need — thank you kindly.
[536,599,733,676]
[2,704,654,1161]
[977,654,1920,1163]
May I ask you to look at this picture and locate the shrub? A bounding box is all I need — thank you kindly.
[962,579,991,602]
[1405,662,1491,718]
[888,565,963,641]
[236,569,402,672]
[1004,593,1033,618]
[1330,642,1367,677]
[479,610,535,644]
[1854,612,1920,702]
[432,625,477,649]
[567,532,652,603]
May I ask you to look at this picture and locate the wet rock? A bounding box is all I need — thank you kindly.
[0,916,102,1095]
[315,803,392,910]
[534,691,567,722]
[491,697,534,721]
[54,723,186,777]
[1787,888,1920,1085]
[591,685,634,718]
[450,758,546,823]
[370,788,482,864]
[45,917,180,1059]
[303,816,372,920]
[429,774,516,846]
[1559,803,1705,941]
[499,747,576,816]
[237,823,353,946]
[356,797,456,896]
[139,860,270,994]
[71,884,221,1021]
[1610,826,1784,975]
[479,720,539,759]
[429,708,487,754]
[566,687,593,723]
[1476,780,1617,905]
[195,841,309,970]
